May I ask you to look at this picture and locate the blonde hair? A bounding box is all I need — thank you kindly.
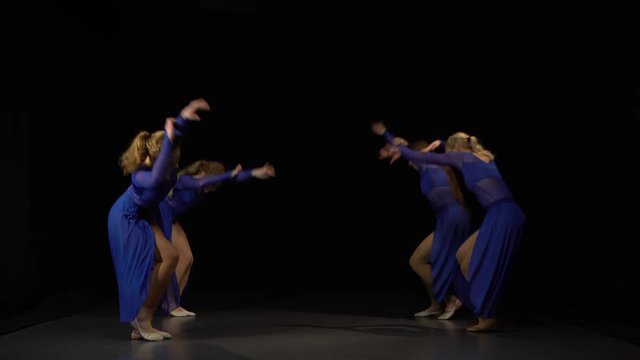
[176,160,226,193]
[445,132,495,160]
[178,160,225,177]
[119,130,165,175]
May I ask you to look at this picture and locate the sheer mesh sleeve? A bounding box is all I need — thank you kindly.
[235,170,253,183]
[399,147,463,169]
[175,172,234,190]
[381,130,395,144]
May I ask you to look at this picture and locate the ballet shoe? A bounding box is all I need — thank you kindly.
[414,308,443,317]
[130,320,165,341]
[131,329,172,340]
[437,299,462,320]
[170,307,196,317]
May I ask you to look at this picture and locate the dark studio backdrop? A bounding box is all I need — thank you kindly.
[3,0,638,343]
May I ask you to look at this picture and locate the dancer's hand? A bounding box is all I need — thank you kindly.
[423,140,441,152]
[252,162,276,179]
[180,98,210,121]
[165,117,176,142]
[392,137,408,146]
[389,147,401,164]
[379,146,393,160]
[371,122,386,136]
[380,144,401,164]
[231,164,242,178]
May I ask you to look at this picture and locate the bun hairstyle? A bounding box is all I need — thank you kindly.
[119,130,165,175]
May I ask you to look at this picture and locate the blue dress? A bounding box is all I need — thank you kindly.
[399,146,526,318]
[157,169,254,312]
[158,169,252,236]
[107,116,189,322]
[382,131,472,303]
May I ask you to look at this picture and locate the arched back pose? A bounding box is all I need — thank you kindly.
[107,99,209,340]
[382,129,526,332]
[373,123,471,320]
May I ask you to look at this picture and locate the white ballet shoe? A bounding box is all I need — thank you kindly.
[437,299,462,320]
[131,329,172,340]
[170,307,196,317]
[130,320,165,341]
[414,308,443,317]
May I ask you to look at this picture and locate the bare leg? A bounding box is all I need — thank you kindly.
[409,232,442,316]
[456,230,479,281]
[171,222,193,295]
[169,222,196,316]
[134,225,179,340]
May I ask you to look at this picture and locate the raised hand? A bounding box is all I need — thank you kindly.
[379,146,395,160]
[252,162,276,179]
[392,137,409,146]
[180,98,211,121]
[231,164,243,178]
[165,117,176,142]
[379,144,401,164]
[371,122,386,136]
[423,139,442,152]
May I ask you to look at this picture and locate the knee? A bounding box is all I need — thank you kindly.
[409,255,422,271]
[184,252,194,266]
[164,247,180,266]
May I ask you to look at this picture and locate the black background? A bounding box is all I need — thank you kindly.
[3,0,638,343]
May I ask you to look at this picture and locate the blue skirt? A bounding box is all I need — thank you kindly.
[430,203,472,303]
[107,187,156,322]
[466,201,526,318]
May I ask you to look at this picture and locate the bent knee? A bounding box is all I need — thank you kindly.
[409,256,427,270]
[184,252,194,266]
[162,247,180,265]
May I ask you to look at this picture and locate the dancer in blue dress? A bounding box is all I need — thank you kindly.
[373,123,471,320]
[159,161,276,317]
[383,131,526,332]
[107,98,210,341]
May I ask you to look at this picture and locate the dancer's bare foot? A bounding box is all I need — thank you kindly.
[466,317,498,332]
[170,307,196,317]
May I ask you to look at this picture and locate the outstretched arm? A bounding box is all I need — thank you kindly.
[175,164,243,190]
[233,162,275,182]
[176,172,235,190]
[394,145,461,168]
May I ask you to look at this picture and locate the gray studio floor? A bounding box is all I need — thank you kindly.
[1,293,639,360]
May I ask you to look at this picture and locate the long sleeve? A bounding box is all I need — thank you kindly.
[234,169,253,183]
[381,130,395,144]
[175,171,235,190]
[172,114,190,139]
[398,146,462,169]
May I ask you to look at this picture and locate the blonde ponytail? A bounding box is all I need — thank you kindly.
[119,131,150,175]
[468,135,494,160]
[446,132,495,160]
